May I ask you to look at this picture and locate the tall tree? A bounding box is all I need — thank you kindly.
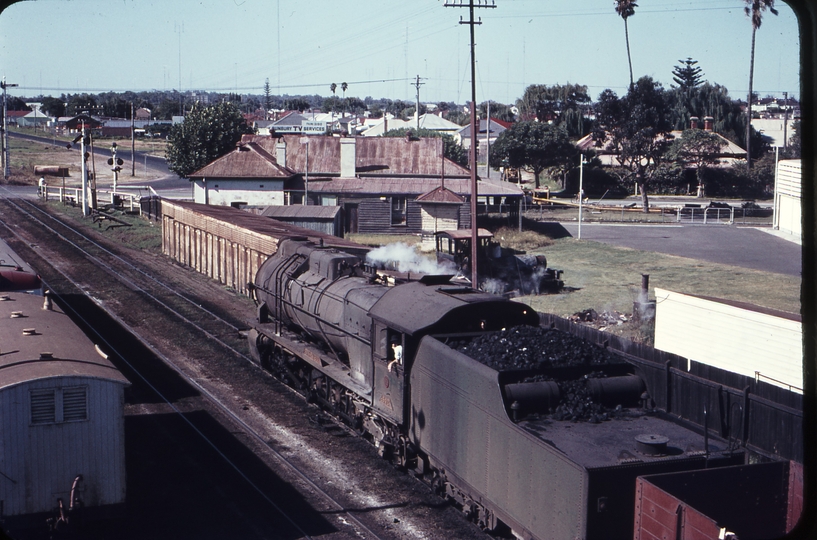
[593,76,674,212]
[489,121,578,188]
[263,78,272,118]
[614,0,638,87]
[744,0,778,168]
[516,83,591,137]
[672,58,704,91]
[166,102,255,178]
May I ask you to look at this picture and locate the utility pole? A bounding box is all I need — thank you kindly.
[413,74,425,130]
[444,0,496,289]
[485,100,490,179]
[2,78,19,181]
[131,102,136,176]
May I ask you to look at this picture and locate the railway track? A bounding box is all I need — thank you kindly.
[0,192,483,540]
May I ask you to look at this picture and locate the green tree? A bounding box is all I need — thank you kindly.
[593,76,674,211]
[744,0,778,168]
[166,102,255,178]
[672,58,704,92]
[40,96,65,117]
[263,78,272,117]
[666,129,727,195]
[489,121,578,188]
[516,83,590,137]
[614,0,638,87]
[478,100,516,123]
[382,128,467,168]
[284,97,310,112]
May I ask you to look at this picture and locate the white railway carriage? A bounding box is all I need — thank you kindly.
[0,292,129,531]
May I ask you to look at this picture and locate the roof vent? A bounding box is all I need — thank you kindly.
[39,352,54,359]
[22,328,37,336]
[10,311,23,318]
[635,434,669,456]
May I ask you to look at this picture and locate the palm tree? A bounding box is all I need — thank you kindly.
[330,83,337,120]
[614,0,637,87]
[341,82,348,116]
[744,0,778,168]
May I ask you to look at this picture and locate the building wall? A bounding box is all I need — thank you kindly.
[654,288,802,393]
[193,179,285,207]
[420,205,460,249]
[775,159,801,238]
[0,377,126,516]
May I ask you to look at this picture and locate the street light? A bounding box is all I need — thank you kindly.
[578,154,587,240]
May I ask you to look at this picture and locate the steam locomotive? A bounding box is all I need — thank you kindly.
[246,237,784,540]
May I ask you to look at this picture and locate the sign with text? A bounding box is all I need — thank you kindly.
[273,121,327,134]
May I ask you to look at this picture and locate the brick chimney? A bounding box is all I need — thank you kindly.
[690,116,699,130]
[704,116,714,131]
[275,140,286,165]
[340,137,356,177]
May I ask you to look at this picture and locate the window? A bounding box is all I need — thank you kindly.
[30,386,88,425]
[391,197,406,226]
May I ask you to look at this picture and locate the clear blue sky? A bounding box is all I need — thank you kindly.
[0,0,800,105]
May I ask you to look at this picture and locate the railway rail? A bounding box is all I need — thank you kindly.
[0,191,483,540]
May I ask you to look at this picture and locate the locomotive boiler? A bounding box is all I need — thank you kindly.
[247,237,786,540]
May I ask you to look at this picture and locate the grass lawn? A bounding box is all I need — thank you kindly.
[519,237,800,318]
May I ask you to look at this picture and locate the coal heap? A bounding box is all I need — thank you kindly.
[450,326,636,423]
[449,325,621,371]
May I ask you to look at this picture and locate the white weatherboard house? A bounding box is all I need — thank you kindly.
[654,288,802,393]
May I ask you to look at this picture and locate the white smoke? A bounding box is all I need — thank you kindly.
[366,242,457,275]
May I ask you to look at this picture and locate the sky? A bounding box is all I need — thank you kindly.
[0,0,801,106]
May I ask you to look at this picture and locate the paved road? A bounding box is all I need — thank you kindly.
[555,222,801,277]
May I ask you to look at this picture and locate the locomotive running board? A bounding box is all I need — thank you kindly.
[264,327,373,399]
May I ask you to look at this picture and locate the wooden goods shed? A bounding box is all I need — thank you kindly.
[161,199,366,296]
[0,292,129,528]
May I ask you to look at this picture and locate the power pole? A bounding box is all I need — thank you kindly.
[782,91,788,150]
[485,100,490,179]
[444,0,496,289]
[413,74,425,130]
[2,78,19,181]
[131,102,136,176]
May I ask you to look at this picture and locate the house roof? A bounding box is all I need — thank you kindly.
[241,134,472,178]
[456,118,510,138]
[576,129,746,164]
[302,177,523,198]
[189,141,297,179]
[416,186,465,204]
[361,113,463,136]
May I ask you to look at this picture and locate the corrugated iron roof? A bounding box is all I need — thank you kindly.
[260,205,340,219]
[189,142,297,179]
[303,177,523,197]
[436,228,494,240]
[241,134,471,177]
[165,199,363,251]
[416,186,465,204]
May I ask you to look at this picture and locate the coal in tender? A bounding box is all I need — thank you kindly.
[449,325,622,371]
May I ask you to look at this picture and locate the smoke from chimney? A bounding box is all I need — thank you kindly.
[366,243,457,275]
